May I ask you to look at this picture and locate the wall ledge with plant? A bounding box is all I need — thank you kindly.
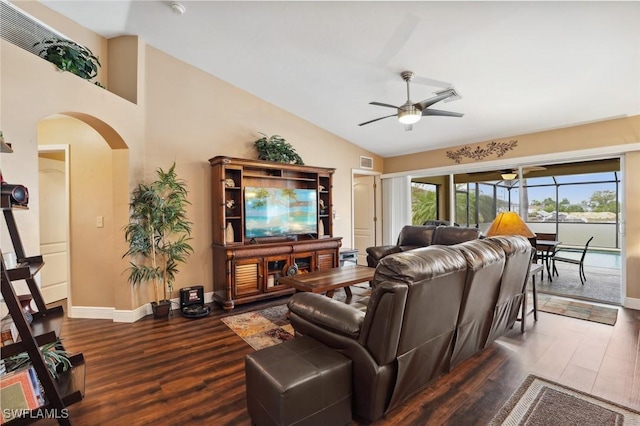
[34,37,104,88]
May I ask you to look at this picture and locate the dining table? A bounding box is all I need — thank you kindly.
[536,240,561,281]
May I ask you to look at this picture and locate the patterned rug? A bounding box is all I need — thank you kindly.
[490,375,640,425]
[221,286,366,350]
[221,304,294,350]
[536,294,618,325]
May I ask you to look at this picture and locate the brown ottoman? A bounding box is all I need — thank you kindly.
[245,336,352,426]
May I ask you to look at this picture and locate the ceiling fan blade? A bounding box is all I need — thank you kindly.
[422,109,464,118]
[370,101,400,109]
[404,124,413,131]
[358,113,398,126]
[523,166,547,172]
[375,14,420,65]
[415,89,456,110]
[411,75,453,89]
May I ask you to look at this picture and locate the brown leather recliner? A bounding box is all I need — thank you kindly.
[450,239,506,367]
[365,225,480,268]
[484,235,535,342]
[289,244,469,421]
[287,235,532,422]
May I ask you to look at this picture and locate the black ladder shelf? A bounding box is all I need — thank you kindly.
[1,184,84,424]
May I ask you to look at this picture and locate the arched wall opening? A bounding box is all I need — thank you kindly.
[37,113,133,316]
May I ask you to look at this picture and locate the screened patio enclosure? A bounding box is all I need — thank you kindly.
[411,158,622,305]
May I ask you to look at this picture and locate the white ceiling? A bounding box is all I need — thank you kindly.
[40,1,640,158]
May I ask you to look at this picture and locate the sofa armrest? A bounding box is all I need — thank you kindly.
[287,292,365,339]
[365,245,402,267]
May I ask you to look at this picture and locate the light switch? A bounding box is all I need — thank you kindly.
[96,216,104,228]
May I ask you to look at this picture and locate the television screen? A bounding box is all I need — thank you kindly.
[244,187,318,238]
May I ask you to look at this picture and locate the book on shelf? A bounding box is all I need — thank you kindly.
[0,314,19,346]
[0,366,44,423]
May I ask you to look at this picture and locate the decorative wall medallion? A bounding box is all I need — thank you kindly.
[446,140,518,164]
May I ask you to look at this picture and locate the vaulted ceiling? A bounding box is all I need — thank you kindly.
[41,1,640,157]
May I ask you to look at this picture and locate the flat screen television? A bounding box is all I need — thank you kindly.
[244,187,318,238]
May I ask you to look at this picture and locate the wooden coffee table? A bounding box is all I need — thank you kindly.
[278,265,375,298]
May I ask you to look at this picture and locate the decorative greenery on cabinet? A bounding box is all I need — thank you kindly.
[254,133,304,165]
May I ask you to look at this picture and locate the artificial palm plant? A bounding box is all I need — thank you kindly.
[124,163,193,318]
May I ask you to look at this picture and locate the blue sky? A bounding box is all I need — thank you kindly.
[524,172,618,205]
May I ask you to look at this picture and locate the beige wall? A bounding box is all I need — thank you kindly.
[385,116,640,302]
[1,2,383,313]
[625,151,640,299]
[142,46,383,296]
[385,116,640,174]
[38,118,116,307]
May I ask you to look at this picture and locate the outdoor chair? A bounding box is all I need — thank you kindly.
[535,232,557,281]
[552,236,594,285]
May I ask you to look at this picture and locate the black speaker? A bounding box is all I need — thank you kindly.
[1,183,29,206]
[179,286,210,318]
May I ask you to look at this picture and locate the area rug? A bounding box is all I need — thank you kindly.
[221,286,368,350]
[490,375,640,425]
[220,304,294,350]
[536,294,618,325]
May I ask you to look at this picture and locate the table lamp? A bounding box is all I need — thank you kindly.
[485,211,535,238]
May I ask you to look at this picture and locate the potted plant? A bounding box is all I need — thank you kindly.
[123,163,193,319]
[4,339,72,379]
[34,37,103,87]
[254,133,304,165]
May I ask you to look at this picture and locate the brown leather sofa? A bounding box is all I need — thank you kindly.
[365,225,480,268]
[287,235,533,422]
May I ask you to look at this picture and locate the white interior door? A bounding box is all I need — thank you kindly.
[353,175,376,265]
[38,154,69,302]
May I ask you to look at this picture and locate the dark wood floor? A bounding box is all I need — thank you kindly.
[44,290,640,425]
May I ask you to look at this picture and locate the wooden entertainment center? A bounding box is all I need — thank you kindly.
[209,156,342,310]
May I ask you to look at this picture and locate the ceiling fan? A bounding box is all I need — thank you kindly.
[465,166,549,181]
[501,166,548,179]
[358,71,464,131]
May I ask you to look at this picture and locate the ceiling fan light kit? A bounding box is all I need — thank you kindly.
[359,70,463,130]
[398,104,421,124]
[501,172,518,180]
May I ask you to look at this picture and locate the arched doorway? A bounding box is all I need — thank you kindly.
[37,113,129,317]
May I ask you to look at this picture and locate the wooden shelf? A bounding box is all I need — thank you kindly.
[209,156,339,310]
[7,355,86,425]
[1,195,29,210]
[30,305,65,339]
[57,354,86,405]
[2,191,83,424]
[243,173,316,182]
[5,256,44,281]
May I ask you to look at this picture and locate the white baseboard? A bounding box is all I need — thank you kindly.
[69,291,215,322]
[68,306,115,320]
[624,296,640,311]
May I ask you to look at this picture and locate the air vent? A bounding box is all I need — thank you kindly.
[360,156,373,169]
[0,0,69,56]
